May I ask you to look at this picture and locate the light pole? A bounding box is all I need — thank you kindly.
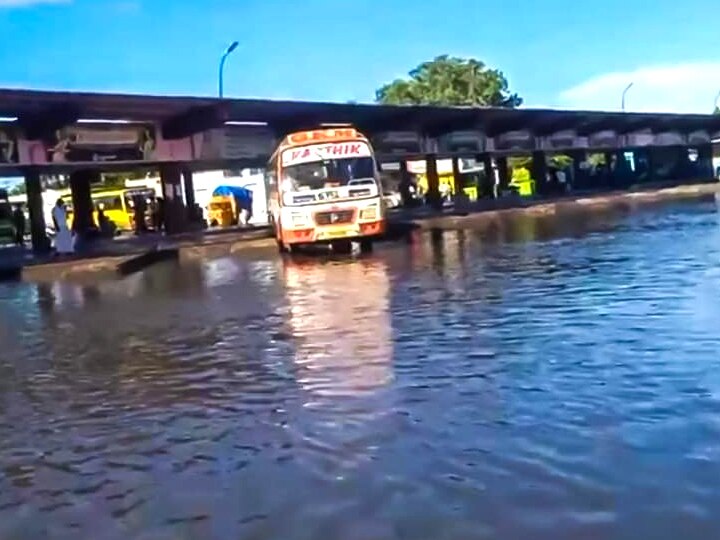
[218,41,239,98]
[621,82,634,112]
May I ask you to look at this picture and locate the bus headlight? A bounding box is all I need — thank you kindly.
[359,206,378,221]
[291,212,309,227]
[283,192,295,206]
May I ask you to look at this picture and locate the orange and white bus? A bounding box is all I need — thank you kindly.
[265,127,386,253]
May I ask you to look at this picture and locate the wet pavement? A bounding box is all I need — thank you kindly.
[2,199,720,539]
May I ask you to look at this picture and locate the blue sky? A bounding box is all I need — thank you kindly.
[0,0,719,113]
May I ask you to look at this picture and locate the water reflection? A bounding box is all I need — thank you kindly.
[281,257,396,474]
[283,257,393,397]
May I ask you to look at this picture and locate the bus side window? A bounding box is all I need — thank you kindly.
[265,161,277,193]
[96,196,123,211]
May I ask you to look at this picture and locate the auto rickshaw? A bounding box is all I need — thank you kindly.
[207,185,252,228]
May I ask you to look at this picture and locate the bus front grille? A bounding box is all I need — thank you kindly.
[314,209,355,226]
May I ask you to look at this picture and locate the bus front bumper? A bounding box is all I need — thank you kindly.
[283,220,385,244]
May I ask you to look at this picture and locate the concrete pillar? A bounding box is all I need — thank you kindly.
[160,163,186,234]
[631,148,651,183]
[182,167,195,209]
[530,151,548,195]
[496,156,510,195]
[451,156,461,198]
[570,149,587,190]
[648,146,666,183]
[697,144,714,179]
[479,154,494,198]
[24,169,50,253]
[604,151,616,188]
[69,169,97,238]
[644,147,656,183]
[425,155,442,210]
[614,150,633,187]
[398,160,414,206]
[182,167,196,223]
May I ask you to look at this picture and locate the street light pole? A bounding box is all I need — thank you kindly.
[621,82,634,112]
[218,41,239,98]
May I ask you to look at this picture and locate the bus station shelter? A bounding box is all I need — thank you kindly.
[1,88,719,251]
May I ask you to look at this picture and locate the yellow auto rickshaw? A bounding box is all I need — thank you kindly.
[207,185,253,228]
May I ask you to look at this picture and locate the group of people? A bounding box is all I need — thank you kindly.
[10,199,75,255]
[10,194,207,254]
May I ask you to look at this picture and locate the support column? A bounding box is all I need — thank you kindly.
[182,167,195,209]
[604,151,615,188]
[69,169,97,239]
[451,156,461,199]
[398,160,413,206]
[480,154,494,198]
[644,147,656,183]
[677,146,693,181]
[24,169,50,253]
[530,151,548,195]
[425,155,442,210]
[452,157,467,206]
[160,163,186,235]
[570,149,587,190]
[496,156,510,196]
[181,167,196,223]
[648,146,666,183]
[696,144,713,179]
[614,150,633,187]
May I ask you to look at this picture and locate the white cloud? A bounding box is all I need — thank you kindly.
[0,0,70,7]
[557,62,720,114]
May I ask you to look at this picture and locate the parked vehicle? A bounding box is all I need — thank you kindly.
[266,127,386,253]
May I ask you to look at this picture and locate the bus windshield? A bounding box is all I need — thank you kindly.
[282,157,375,192]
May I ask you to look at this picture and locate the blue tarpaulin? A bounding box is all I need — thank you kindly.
[212,185,252,206]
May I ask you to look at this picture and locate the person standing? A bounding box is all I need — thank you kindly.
[12,204,25,246]
[52,199,74,255]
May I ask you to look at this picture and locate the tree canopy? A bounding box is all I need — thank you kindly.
[376,55,522,108]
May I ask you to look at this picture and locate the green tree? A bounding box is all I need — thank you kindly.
[376,55,522,108]
[508,154,574,177]
[100,170,154,191]
[9,183,26,196]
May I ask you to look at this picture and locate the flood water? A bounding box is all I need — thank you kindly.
[3,199,720,539]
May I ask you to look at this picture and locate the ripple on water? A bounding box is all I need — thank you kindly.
[2,202,720,537]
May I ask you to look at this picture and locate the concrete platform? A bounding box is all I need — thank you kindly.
[405,181,720,231]
[2,180,718,283]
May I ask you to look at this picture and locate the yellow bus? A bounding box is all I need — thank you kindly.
[266,127,386,253]
[64,188,155,231]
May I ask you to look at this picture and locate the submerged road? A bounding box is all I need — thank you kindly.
[2,199,720,539]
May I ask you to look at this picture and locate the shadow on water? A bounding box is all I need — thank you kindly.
[2,198,720,538]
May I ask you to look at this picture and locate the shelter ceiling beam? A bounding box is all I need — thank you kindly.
[17,103,81,140]
[161,104,229,140]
